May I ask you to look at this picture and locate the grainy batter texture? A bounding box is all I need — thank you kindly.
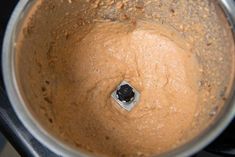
[16,0,234,156]
[54,21,199,156]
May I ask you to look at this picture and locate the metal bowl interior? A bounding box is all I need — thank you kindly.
[2,0,235,157]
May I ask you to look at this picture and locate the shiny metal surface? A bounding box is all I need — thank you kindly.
[219,0,235,30]
[111,81,140,111]
[2,0,235,157]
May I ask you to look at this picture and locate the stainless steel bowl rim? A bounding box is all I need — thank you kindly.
[2,0,235,157]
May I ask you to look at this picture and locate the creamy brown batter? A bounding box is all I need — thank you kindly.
[15,0,235,157]
[59,21,199,156]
